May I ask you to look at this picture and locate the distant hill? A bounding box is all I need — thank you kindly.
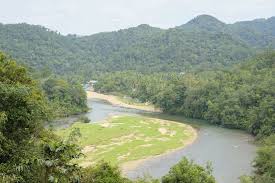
[180,15,226,32]
[0,15,274,80]
[181,15,275,48]
[229,17,275,47]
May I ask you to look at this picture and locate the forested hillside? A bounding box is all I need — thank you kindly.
[181,15,275,48]
[0,15,275,80]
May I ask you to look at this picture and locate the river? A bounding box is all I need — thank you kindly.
[59,98,257,183]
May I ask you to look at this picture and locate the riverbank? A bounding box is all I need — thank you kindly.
[56,115,197,169]
[87,91,160,112]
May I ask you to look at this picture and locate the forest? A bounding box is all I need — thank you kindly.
[0,15,274,81]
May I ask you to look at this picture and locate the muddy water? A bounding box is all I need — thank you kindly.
[84,98,149,122]
[125,125,256,183]
[63,98,257,183]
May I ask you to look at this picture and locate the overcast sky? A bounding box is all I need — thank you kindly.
[1,0,274,35]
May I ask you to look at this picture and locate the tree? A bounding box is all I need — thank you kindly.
[37,131,83,183]
[161,158,216,183]
[0,52,48,181]
[81,161,131,183]
[42,77,88,117]
[253,135,275,182]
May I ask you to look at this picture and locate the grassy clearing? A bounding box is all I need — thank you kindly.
[56,115,196,167]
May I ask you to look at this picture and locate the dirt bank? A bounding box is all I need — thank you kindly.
[87,91,160,112]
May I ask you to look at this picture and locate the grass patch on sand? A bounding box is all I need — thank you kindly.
[56,115,196,167]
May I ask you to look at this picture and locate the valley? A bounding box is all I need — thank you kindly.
[0,10,274,183]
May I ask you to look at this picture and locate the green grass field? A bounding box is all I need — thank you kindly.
[56,115,196,167]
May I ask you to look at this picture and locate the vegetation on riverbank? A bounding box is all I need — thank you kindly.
[56,116,196,168]
[241,134,275,183]
[42,77,88,118]
[94,51,275,139]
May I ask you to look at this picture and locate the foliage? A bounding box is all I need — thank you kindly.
[253,134,275,182]
[42,77,88,117]
[81,161,131,183]
[0,53,83,182]
[0,52,48,181]
[79,116,91,123]
[240,134,275,183]
[239,176,253,183]
[37,131,83,183]
[81,158,215,183]
[134,175,160,183]
[182,15,275,48]
[161,157,216,183]
[2,15,275,79]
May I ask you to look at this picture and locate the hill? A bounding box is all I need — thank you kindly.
[0,15,274,80]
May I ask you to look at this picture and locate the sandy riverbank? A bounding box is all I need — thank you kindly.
[87,91,160,112]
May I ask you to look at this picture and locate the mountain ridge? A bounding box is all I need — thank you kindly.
[1,15,274,36]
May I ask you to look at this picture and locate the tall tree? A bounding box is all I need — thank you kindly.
[0,52,48,181]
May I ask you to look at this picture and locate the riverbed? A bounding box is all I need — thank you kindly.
[56,98,256,183]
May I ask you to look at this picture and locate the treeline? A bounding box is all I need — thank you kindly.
[41,77,88,118]
[0,53,216,182]
[27,64,88,118]
[0,53,88,119]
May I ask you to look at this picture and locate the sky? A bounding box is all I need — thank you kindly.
[1,0,275,35]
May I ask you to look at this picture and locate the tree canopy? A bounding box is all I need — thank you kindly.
[162,158,215,183]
